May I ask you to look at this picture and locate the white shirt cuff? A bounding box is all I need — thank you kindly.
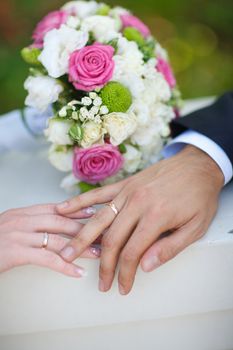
[163,130,233,185]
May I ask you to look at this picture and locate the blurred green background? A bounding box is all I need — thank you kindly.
[0,0,232,114]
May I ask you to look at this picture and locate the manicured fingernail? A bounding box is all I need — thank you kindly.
[142,256,161,272]
[61,246,75,260]
[83,206,96,216]
[119,284,127,295]
[99,279,105,292]
[75,267,88,277]
[90,246,101,257]
[57,201,69,210]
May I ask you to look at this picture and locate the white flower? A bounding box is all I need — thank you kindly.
[48,145,73,172]
[109,6,130,17]
[81,15,120,42]
[155,43,168,61]
[80,107,89,118]
[99,105,109,115]
[130,100,150,126]
[81,121,105,148]
[24,76,63,112]
[93,97,102,106]
[89,92,97,99]
[81,96,92,106]
[39,25,88,78]
[123,145,142,173]
[90,106,99,115]
[62,1,101,19]
[66,15,80,29]
[103,112,137,146]
[60,173,79,193]
[143,72,171,103]
[45,118,73,145]
[59,106,68,117]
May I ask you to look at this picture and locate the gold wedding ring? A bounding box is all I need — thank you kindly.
[41,232,49,249]
[106,201,119,216]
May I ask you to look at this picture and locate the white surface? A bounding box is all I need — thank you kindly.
[164,129,233,184]
[0,98,233,349]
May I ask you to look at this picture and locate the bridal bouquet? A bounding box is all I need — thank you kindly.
[22,1,182,192]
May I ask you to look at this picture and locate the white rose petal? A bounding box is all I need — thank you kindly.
[24,76,63,112]
[103,112,137,146]
[39,25,88,78]
[81,121,105,148]
[81,15,120,42]
[123,145,142,173]
[62,1,101,19]
[49,145,73,172]
[45,119,73,145]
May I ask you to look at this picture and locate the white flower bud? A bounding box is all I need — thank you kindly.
[90,106,99,115]
[99,105,109,115]
[81,96,92,106]
[59,106,67,117]
[80,107,89,118]
[93,97,102,106]
[89,92,97,99]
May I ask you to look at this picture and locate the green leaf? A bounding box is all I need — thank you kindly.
[107,38,118,54]
[119,143,127,154]
[21,47,41,66]
[96,4,111,16]
[78,182,99,193]
[68,122,83,143]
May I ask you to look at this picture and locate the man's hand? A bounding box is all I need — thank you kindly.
[57,145,224,295]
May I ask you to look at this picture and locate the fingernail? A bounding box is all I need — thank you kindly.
[90,246,101,257]
[75,267,88,277]
[143,256,161,272]
[61,246,75,260]
[119,284,127,295]
[83,206,96,216]
[57,201,69,210]
[99,279,106,292]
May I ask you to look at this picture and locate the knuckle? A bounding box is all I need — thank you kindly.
[99,264,113,278]
[101,234,115,250]
[121,248,137,264]
[158,245,176,265]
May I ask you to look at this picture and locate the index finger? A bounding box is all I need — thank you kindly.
[59,202,122,262]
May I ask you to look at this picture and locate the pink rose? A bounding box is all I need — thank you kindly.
[156,57,176,89]
[120,14,151,38]
[69,43,115,92]
[73,144,124,184]
[32,10,68,48]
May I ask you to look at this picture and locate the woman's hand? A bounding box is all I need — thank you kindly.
[0,204,100,276]
[56,145,224,294]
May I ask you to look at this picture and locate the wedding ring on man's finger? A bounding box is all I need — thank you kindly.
[106,201,119,216]
[41,232,49,249]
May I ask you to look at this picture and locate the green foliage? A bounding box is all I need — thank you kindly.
[100,82,132,113]
[78,181,99,193]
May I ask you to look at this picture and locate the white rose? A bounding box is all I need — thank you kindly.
[81,15,120,42]
[45,118,73,145]
[81,121,105,148]
[48,145,73,172]
[60,173,79,194]
[103,112,137,146]
[24,76,63,112]
[62,1,101,19]
[39,25,88,78]
[123,145,142,173]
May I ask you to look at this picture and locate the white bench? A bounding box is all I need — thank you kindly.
[0,99,232,350]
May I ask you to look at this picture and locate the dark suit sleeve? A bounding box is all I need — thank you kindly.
[171,92,233,166]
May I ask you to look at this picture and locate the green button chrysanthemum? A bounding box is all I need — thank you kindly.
[100,82,132,113]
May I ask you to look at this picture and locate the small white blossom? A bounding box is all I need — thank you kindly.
[71,111,79,120]
[99,105,109,115]
[81,96,92,106]
[90,106,99,115]
[80,107,89,118]
[59,106,67,117]
[93,97,102,107]
[89,92,98,99]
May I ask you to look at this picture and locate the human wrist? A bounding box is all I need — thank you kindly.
[179,145,224,190]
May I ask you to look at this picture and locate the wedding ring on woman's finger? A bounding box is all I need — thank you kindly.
[41,232,49,249]
[106,201,119,216]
